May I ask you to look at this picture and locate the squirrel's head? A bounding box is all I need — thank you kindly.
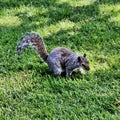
[78,54,90,71]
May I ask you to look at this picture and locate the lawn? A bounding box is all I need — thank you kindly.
[0,0,120,119]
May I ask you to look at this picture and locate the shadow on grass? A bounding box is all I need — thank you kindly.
[1,0,120,45]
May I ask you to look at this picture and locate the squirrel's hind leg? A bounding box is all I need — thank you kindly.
[52,66,62,76]
[49,63,62,76]
[47,57,62,76]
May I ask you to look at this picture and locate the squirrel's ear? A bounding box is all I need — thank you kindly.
[78,56,82,62]
[83,53,86,58]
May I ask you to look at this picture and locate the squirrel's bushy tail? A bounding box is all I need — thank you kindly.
[17,32,49,62]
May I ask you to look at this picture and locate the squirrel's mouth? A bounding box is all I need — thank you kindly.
[82,64,90,71]
[85,66,90,71]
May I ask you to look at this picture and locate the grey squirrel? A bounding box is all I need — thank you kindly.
[17,32,90,77]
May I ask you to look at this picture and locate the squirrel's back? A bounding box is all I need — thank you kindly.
[49,47,73,58]
[17,32,49,61]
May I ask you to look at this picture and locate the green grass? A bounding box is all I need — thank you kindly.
[0,0,120,119]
